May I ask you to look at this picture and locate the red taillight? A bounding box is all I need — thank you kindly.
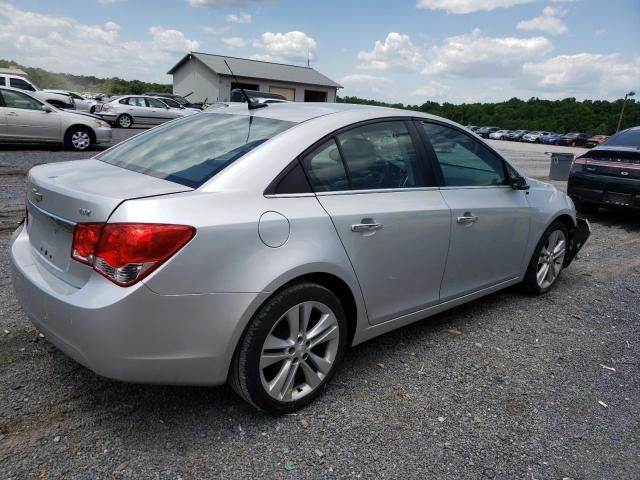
[71,223,195,286]
[72,223,103,265]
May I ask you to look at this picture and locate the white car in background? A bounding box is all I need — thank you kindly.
[0,74,75,109]
[96,95,199,128]
[489,129,511,140]
[0,86,111,151]
[44,90,100,113]
[522,131,552,143]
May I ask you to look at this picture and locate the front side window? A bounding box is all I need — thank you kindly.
[147,97,167,108]
[1,89,43,110]
[422,122,507,187]
[98,113,295,188]
[336,121,425,190]
[301,139,349,192]
[0,77,5,86]
[9,78,35,91]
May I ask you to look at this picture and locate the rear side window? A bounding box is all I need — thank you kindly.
[336,121,425,190]
[422,122,507,187]
[147,97,167,108]
[10,77,35,91]
[604,129,640,148]
[98,113,295,188]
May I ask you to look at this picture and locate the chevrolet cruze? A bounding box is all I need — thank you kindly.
[10,103,590,413]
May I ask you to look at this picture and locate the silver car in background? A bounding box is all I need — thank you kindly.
[96,95,199,128]
[0,86,111,150]
[10,103,590,413]
[44,90,100,113]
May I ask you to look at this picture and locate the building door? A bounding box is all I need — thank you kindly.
[304,90,327,102]
[269,86,295,101]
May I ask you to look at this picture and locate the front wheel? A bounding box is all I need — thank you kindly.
[64,126,93,151]
[522,221,568,295]
[229,282,347,414]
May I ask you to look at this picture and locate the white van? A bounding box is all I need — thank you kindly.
[0,74,75,109]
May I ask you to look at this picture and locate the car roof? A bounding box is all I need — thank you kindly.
[206,102,441,124]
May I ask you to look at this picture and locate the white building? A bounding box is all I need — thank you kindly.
[168,52,342,104]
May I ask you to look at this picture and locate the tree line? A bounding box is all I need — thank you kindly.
[0,59,172,95]
[337,95,639,135]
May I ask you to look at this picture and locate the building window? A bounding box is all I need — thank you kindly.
[304,90,327,102]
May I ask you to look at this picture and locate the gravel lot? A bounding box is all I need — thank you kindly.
[1,131,638,479]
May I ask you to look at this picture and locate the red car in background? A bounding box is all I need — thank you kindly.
[585,135,609,148]
[557,132,591,146]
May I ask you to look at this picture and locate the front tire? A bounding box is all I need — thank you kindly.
[522,221,569,295]
[229,282,347,414]
[116,114,133,129]
[64,126,93,151]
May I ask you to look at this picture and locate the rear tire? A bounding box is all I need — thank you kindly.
[574,199,598,214]
[64,126,93,151]
[522,220,569,295]
[229,282,347,414]
[116,114,133,129]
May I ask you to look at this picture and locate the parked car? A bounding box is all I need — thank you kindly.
[147,96,202,114]
[567,126,640,213]
[44,90,100,113]
[489,129,511,140]
[144,92,203,110]
[10,103,590,413]
[466,125,480,132]
[0,86,111,150]
[96,95,199,128]
[541,133,561,145]
[507,130,529,141]
[522,131,551,143]
[476,126,500,138]
[557,132,591,147]
[0,73,75,109]
[585,135,609,149]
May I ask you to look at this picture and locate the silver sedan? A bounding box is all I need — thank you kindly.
[0,86,112,150]
[96,95,198,128]
[10,103,590,413]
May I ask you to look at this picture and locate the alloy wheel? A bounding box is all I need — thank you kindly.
[118,115,131,128]
[536,229,566,289]
[71,131,91,150]
[260,301,340,402]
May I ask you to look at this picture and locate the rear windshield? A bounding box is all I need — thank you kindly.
[98,113,295,188]
[603,129,640,148]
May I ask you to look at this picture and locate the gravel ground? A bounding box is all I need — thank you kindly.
[1,132,639,479]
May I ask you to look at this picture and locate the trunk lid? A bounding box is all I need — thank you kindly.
[26,159,191,287]
[581,149,640,180]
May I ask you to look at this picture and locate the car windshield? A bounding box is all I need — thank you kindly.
[603,129,640,148]
[97,113,296,188]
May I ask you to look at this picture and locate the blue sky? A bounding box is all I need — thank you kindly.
[1,0,638,103]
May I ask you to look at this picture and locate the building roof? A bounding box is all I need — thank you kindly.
[168,52,342,89]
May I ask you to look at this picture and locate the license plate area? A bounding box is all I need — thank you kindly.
[605,192,632,206]
[27,203,75,272]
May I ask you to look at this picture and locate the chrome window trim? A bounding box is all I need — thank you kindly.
[315,186,440,196]
[264,192,316,199]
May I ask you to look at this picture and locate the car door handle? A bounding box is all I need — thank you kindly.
[457,213,478,224]
[7,111,17,116]
[351,220,383,232]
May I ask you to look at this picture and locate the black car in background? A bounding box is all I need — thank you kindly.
[476,126,500,138]
[567,126,640,213]
[507,129,529,141]
[143,92,203,110]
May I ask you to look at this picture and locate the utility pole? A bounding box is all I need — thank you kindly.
[616,91,635,132]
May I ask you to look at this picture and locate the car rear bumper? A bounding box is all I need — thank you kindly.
[10,224,266,386]
[568,172,640,209]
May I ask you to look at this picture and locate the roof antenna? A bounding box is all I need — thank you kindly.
[307,49,310,67]
[224,59,267,110]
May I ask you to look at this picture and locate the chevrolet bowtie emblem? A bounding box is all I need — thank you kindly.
[31,188,43,203]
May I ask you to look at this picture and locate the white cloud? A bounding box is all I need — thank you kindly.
[416,0,533,14]
[340,74,391,97]
[422,29,553,77]
[222,36,247,47]
[341,74,390,85]
[522,53,640,98]
[357,32,423,71]
[252,31,317,63]
[149,26,199,52]
[226,12,251,24]
[517,6,568,35]
[412,81,450,97]
[203,25,231,35]
[97,0,126,4]
[189,0,250,7]
[0,2,198,81]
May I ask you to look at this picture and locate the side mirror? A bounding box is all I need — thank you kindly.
[41,105,53,113]
[511,176,530,191]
